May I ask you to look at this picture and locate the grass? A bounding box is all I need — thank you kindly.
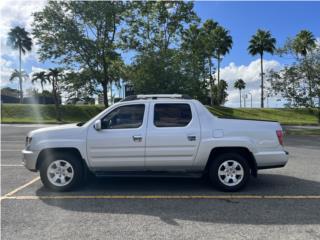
[284,128,320,136]
[207,106,319,125]
[1,104,319,126]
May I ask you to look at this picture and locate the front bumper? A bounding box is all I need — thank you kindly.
[22,149,39,172]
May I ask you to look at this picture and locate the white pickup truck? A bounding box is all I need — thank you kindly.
[22,94,288,192]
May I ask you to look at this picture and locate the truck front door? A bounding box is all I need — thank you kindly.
[87,103,148,170]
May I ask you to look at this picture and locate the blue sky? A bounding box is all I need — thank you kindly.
[194,1,320,66]
[1,1,320,107]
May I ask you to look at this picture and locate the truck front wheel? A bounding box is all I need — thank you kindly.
[39,152,84,191]
[209,153,250,191]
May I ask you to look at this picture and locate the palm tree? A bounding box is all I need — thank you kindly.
[292,30,316,57]
[234,79,246,108]
[47,68,63,121]
[7,26,32,103]
[292,30,316,107]
[9,70,29,101]
[202,20,219,106]
[212,26,233,85]
[32,71,48,91]
[248,29,276,108]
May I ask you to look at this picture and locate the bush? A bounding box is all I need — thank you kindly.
[1,104,319,125]
[1,104,105,123]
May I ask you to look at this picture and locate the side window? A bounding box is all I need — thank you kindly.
[154,103,192,127]
[101,104,145,129]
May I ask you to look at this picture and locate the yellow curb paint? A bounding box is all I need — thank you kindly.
[0,176,40,201]
[2,195,320,200]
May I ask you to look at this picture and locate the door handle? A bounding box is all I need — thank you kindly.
[132,135,143,142]
[187,135,196,141]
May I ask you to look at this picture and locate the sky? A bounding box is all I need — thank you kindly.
[1,1,320,107]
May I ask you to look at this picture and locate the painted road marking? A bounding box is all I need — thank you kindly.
[2,195,320,200]
[1,139,25,143]
[1,149,23,152]
[0,164,24,167]
[0,176,40,201]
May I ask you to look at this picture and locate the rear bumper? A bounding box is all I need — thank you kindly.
[254,150,289,169]
[22,149,39,172]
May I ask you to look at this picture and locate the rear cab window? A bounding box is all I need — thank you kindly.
[154,103,192,127]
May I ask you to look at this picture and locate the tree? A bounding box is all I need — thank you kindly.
[32,71,48,91]
[212,79,229,105]
[248,29,276,108]
[38,68,63,121]
[9,69,29,96]
[181,24,209,101]
[122,2,199,97]
[268,39,320,122]
[121,1,198,53]
[234,79,246,108]
[62,69,98,103]
[211,26,233,85]
[199,20,232,105]
[292,30,316,106]
[292,30,316,57]
[7,26,32,103]
[201,20,219,105]
[33,1,126,107]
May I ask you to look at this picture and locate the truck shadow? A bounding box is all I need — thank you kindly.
[35,174,320,225]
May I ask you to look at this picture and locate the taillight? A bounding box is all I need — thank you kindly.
[276,130,283,146]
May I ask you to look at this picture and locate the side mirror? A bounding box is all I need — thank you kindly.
[94,119,101,131]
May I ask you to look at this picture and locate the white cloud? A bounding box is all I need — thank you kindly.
[0,57,14,86]
[217,59,283,107]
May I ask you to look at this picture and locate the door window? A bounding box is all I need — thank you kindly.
[154,103,192,127]
[101,104,145,129]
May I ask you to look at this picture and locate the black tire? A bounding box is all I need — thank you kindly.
[39,152,84,191]
[209,153,250,192]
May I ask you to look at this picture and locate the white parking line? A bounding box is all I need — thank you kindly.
[0,176,40,201]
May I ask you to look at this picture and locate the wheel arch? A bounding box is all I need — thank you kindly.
[36,147,88,171]
[205,147,257,177]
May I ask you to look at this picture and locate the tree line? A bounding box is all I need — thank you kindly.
[6,1,320,115]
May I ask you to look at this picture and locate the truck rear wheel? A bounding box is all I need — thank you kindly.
[39,152,84,191]
[209,153,250,191]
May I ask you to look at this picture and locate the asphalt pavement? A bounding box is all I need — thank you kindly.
[1,124,320,240]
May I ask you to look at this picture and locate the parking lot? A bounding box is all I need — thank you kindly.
[1,124,320,240]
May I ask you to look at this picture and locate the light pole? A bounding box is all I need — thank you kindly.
[242,93,247,108]
[248,92,253,108]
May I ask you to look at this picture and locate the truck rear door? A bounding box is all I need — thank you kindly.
[145,101,201,170]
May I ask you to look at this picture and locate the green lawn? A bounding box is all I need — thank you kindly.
[207,106,319,125]
[1,104,319,126]
[1,104,104,124]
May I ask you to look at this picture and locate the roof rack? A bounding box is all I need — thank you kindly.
[120,94,192,102]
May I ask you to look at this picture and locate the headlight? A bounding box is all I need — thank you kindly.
[25,136,32,147]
